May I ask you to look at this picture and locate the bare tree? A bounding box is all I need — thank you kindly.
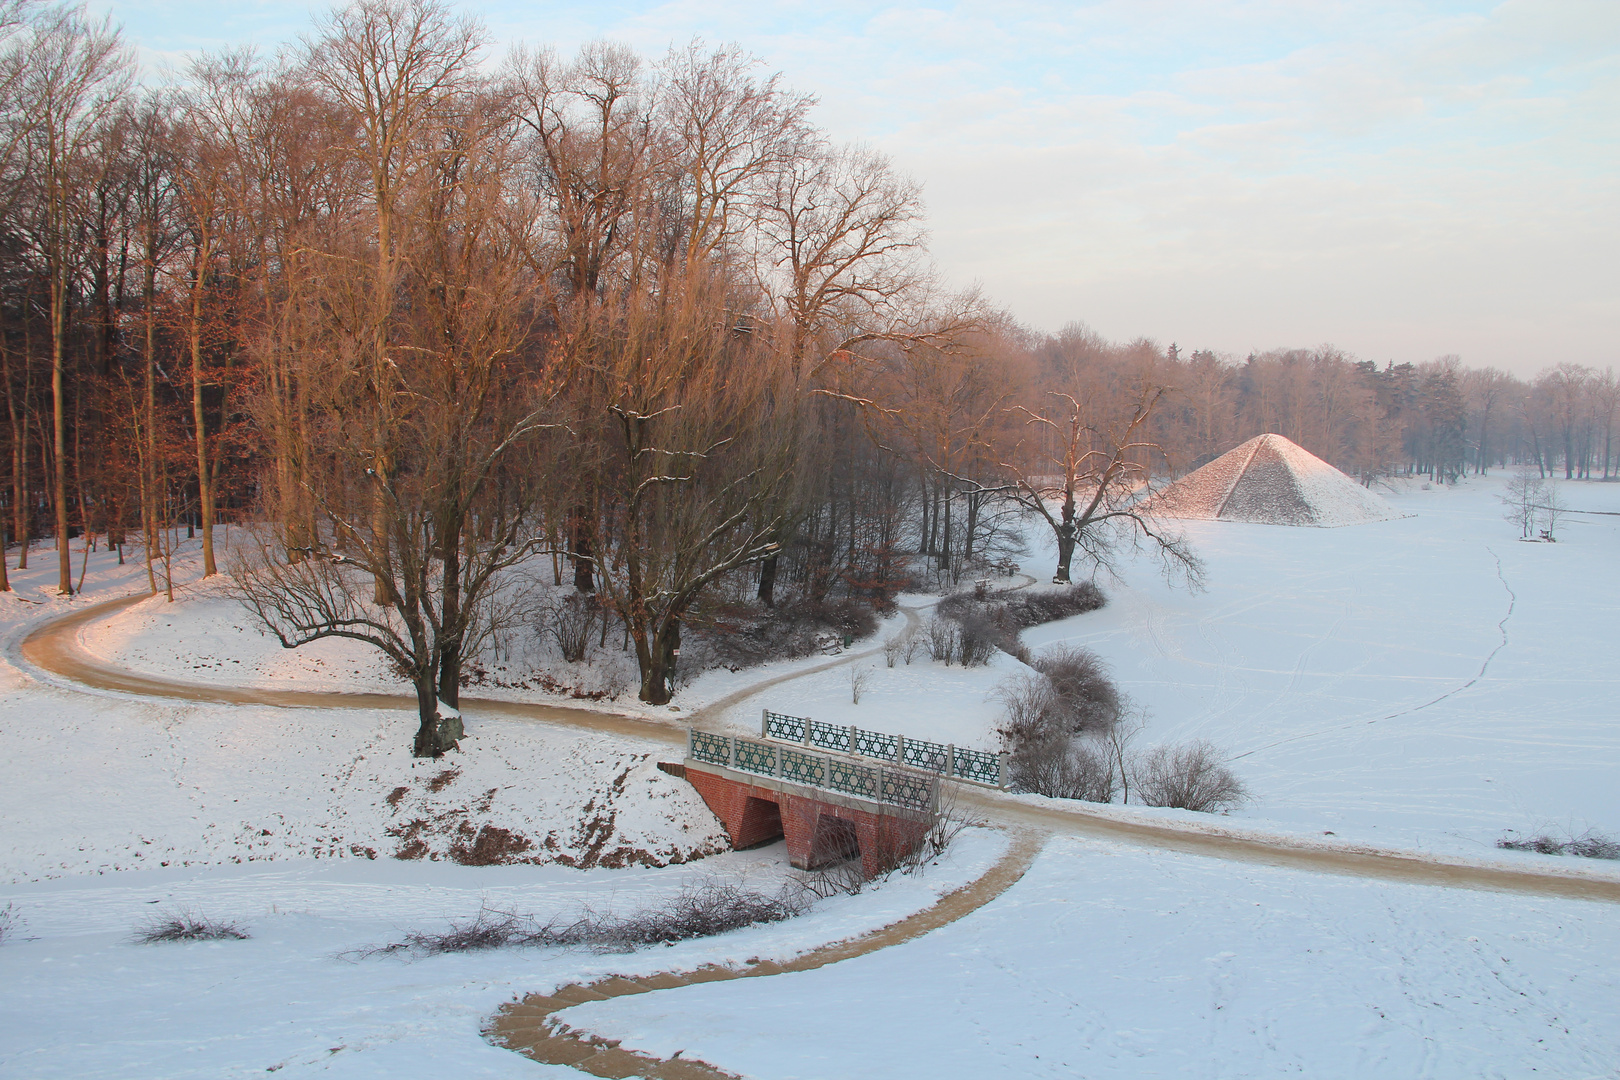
[18,5,131,593]
[236,2,554,757]
[1134,740,1247,813]
[998,379,1203,587]
[1500,470,1542,539]
[574,267,801,704]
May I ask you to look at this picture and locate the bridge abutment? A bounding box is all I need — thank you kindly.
[683,760,931,879]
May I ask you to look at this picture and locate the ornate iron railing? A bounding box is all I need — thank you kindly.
[687,730,936,814]
[756,710,1007,788]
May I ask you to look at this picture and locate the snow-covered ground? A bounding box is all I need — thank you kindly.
[567,833,1620,1079]
[0,827,1007,1079]
[1045,475,1620,859]
[693,475,1620,862]
[4,473,1618,1078]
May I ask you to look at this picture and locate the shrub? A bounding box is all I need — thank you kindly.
[540,592,600,663]
[997,647,1129,801]
[954,610,1000,667]
[1134,741,1248,812]
[923,614,961,664]
[366,879,807,958]
[686,598,879,672]
[137,910,250,943]
[1010,732,1117,802]
[935,582,1106,661]
[1031,646,1121,734]
[1497,829,1620,860]
[0,902,17,945]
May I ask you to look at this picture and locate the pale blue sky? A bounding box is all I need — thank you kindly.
[94,1,1619,375]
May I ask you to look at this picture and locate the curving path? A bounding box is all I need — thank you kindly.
[18,586,1620,1078]
[19,590,1620,904]
[486,829,1047,1079]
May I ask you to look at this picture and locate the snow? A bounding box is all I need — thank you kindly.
[4,472,1619,1078]
[566,833,1620,1079]
[1148,433,1402,526]
[706,475,1620,865]
[0,829,1007,1079]
[1035,475,1620,860]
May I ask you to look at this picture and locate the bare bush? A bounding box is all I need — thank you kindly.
[1497,828,1620,860]
[688,599,878,672]
[540,592,600,664]
[136,910,250,943]
[997,648,1129,801]
[935,582,1107,661]
[363,879,806,958]
[562,880,805,951]
[1011,732,1117,802]
[923,614,960,664]
[882,634,904,668]
[1032,646,1121,734]
[1134,741,1248,813]
[955,611,1000,667]
[849,665,872,703]
[0,903,17,944]
[902,631,925,665]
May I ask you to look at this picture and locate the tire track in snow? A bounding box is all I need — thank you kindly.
[1229,545,1516,762]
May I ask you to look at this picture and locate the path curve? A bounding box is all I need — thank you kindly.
[17,590,1620,903]
[486,828,1047,1078]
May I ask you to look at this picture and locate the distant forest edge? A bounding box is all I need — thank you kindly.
[0,1,1612,729]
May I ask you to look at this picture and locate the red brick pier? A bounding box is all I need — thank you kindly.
[680,760,933,879]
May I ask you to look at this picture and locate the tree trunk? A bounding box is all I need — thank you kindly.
[436,529,463,710]
[756,548,778,607]
[411,675,443,758]
[1052,484,1078,584]
[636,615,681,705]
[569,505,595,592]
[51,298,72,596]
[190,264,217,576]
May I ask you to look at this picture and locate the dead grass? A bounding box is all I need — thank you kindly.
[357,878,805,959]
[136,909,250,943]
[1497,828,1620,860]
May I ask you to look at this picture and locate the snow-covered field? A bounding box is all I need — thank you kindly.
[0,828,1007,1080]
[3,471,1618,1078]
[568,833,1620,1079]
[696,475,1620,862]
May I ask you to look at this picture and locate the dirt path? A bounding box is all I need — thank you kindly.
[18,590,1620,904]
[486,828,1047,1079]
[19,587,1620,1077]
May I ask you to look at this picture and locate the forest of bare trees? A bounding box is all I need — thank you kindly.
[3,1,1615,750]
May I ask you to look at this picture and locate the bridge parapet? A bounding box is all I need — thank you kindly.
[688,729,937,815]
[760,710,1008,788]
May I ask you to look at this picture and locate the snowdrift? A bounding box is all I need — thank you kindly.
[1147,433,1400,527]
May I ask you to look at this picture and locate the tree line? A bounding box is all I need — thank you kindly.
[1,0,1611,751]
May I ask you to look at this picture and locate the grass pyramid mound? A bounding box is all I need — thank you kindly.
[1148,433,1401,527]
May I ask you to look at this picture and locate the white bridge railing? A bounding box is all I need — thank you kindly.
[759,710,1007,788]
[687,729,938,814]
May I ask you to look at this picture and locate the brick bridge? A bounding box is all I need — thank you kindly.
[681,759,935,879]
[676,727,949,879]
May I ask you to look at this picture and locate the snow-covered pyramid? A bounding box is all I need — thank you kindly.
[1147,433,1400,527]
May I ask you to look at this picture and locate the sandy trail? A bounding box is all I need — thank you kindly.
[18,590,1620,903]
[487,829,1048,1078]
[19,588,1620,1078]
